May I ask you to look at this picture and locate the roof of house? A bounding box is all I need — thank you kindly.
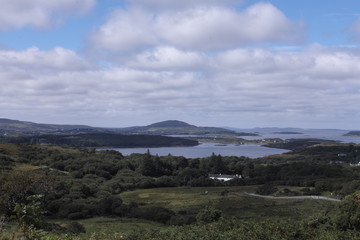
[209,174,240,178]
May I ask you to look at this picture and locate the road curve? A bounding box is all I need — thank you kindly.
[244,192,341,202]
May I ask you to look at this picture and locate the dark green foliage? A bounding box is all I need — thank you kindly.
[65,222,86,234]
[335,191,360,231]
[0,171,54,217]
[1,133,198,148]
[265,138,332,150]
[123,218,360,240]
[14,195,46,231]
[130,207,175,223]
[0,155,14,169]
[168,214,196,226]
[284,143,360,164]
[139,150,156,176]
[256,183,278,195]
[196,207,222,223]
[2,142,360,229]
[209,153,227,174]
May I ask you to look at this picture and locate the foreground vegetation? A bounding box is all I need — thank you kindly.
[1,141,360,239]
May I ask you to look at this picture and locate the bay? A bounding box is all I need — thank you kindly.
[100,129,360,159]
[103,142,289,159]
[241,129,360,143]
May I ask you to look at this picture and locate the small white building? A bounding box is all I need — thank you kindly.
[338,153,347,157]
[209,174,242,181]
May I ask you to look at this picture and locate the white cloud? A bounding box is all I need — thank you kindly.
[90,8,157,52]
[2,1,360,129]
[0,47,90,70]
[2,43,360,128]
[124,46,208,70]
[156,3,304,50]
[90,3,305,52]
[0,0,96,30]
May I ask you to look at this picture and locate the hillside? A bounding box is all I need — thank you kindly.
[117,120,250,136]
[344,131,360,137]
[0,118,103,135]
[0,119,255,136]
[0,133,199,148]
[147,120,194,128]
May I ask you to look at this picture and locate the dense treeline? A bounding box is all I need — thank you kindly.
[0,133,199,148]
[264,142,360,164]
[265,138,334,150]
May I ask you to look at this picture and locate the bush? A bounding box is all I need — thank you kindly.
[256,183,278,195]
[167,215,196,226]
[130,206,174,223]
[66,222,86,234]
[335,191,360,231]
[196,207,222,224]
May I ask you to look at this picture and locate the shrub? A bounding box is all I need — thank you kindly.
[130,206,174,223]
[335,191,360,231]
[256,183,278,195]
[196,207,222,224]
[66,222,86,234]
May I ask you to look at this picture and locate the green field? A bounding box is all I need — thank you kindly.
[48,185,337,238]
[40,185,339,238]
[0,185,348,240]
[120,185,338,221]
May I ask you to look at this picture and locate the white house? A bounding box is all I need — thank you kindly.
[209,174,242,181]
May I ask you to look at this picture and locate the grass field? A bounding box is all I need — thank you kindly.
[1,185,341,239]
[75,217,163,237]
[120,185,339,221]
[48,185,339,236]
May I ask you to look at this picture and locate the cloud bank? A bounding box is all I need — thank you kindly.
[91,3,305,52]
[0,0,96,30]
[0,1,359,129]
[2,44,360,128]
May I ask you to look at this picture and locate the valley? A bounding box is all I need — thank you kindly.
[1,119,360,239]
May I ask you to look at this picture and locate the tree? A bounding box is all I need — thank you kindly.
[209,153,227,174]
[138,150,156,176]
[335,191,360,231]
[14,195,47,240]
[0,171,53,217]
[256,183,278,195]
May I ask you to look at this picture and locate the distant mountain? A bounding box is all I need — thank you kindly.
[0,118,241,137]
[272,132,303,135]
[344,131,360,137]
[147,120,195,128]
[227,127,349,135]
[0,119,201,148]
[251,127,305,134]
[117,120,239,135]
[0,118,105,135]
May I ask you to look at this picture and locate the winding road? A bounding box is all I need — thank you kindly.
[244,192,341,202]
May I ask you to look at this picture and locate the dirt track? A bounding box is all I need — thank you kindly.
[244,192,341,202]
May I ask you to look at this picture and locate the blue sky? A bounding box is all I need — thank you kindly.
[1,0,360,129]
[2,0,360,50]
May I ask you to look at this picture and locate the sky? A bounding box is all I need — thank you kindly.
[1,0,360,129]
